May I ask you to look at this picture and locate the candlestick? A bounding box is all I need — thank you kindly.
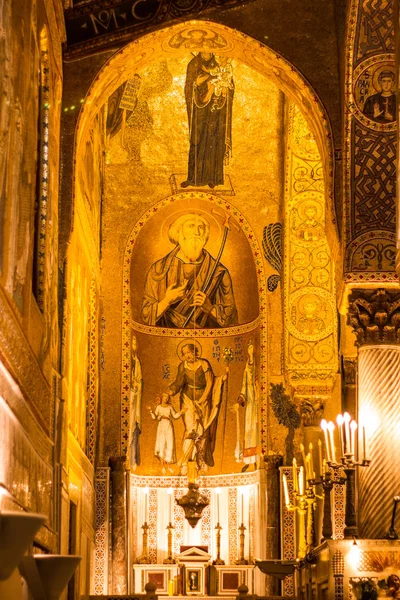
[344,412,351,454]
[235,523,248,565]
[321,420,331,462]
[282,474,290,507]
[136,522,150,564]
[213,523,225,565]
[336,414,345,457]
[292,458,299,492]
[305,454,311,481]
[163,522,176,564]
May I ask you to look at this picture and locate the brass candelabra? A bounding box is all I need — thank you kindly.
[136,522,150,564]
[321,413,371,539]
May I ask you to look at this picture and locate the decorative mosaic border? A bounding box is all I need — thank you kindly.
[280,467,296,597]
[130,317,260,338]
[228,488,238,564]
[149,489,158,563]
[94,468,110,595]
[201,488,212,550]
[343,0,396,280]
[130,470,260,489]
[35,39,50,309]
[333,482,345,540]
[121,194,267,455]
[86,277,98,463]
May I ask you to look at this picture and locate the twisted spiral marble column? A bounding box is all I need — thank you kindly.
[358,345,400,539]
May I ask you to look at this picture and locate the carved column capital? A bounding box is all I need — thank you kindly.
[348,288,400,346]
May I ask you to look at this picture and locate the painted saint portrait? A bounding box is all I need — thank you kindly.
[296,295,325,336]
[141,212,238,328]
[362,69,395,124]
[181,53,234,188]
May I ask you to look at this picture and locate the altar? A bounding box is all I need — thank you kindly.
[128,471,266,596]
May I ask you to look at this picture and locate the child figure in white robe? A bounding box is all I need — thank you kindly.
[148,393,186,474]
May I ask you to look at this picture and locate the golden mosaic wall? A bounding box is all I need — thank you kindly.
[284,104,338,389]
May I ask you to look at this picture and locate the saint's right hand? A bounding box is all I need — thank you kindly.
[164,282,188,305]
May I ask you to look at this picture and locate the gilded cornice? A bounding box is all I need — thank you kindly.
[348,288,400,346]
[0,287,51,433]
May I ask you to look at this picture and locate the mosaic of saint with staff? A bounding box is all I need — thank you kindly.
[140,211,238,328]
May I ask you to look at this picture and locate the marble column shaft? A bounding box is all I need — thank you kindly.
[348,288,400,539]
[358,345,400,539]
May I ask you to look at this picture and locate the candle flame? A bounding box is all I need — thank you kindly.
[336,414,344,426]
[321,419,328,431]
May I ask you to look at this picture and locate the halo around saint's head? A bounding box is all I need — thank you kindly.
[177,339,203,361]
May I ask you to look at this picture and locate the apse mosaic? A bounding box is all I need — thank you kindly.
[91,23,337,476]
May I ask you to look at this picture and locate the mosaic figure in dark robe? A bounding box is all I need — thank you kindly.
[362,70,396,123]
[140,213,238,328]
[181,53,234,188]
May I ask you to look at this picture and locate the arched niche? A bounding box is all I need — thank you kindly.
[73,20,337,249]
[122,192,264,476]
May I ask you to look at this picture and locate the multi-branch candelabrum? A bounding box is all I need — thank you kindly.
[321,413,370,539]
[282,460,317,560]
[163,522,176,564]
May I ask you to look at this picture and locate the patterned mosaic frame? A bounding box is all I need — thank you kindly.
[94,467,111,595]
[280,466,296,597]
[86,276,98,464]
[343,0,397,282]
[120,191,267,456]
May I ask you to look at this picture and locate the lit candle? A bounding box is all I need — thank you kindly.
[362,425,366,461]
[167,487,173,523]
[322,458,327,475]
[299,466,305,496]
[216,487,221,523]
[305,454,311,482]
[344,412,351,454]
[144,486,149,523]
[300,443,307,472]
[327,421,336,463]
[318,439,323,477]
[309,443,314,479]
[336,414,345,457]
[292,458,299,492]
[321,419,331,462]
[282,474,290,507]
[350,420,358,458]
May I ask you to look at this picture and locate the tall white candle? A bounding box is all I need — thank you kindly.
[282,474,290,507]
[167,487,173,523]
[318,439,323,477]
[321,420,331,462]
[241,491,244,524]
[336,414,345,457]
[144,486,149,522]
[292,458,299,492]
[350,420,358,458]
[362,425,366,461]
[309,443,314,479]
[344,412,351,454]
[299,466,305,496]
[327,421,336,463]
[216,488,221,523]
